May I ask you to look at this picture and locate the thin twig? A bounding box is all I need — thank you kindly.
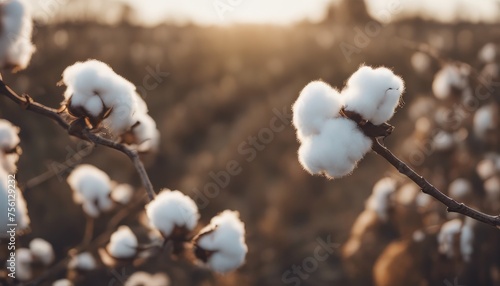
[81,215,94,247]
[0,79,156,201]
[371,137,500,228]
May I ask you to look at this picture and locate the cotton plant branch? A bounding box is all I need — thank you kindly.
[351,114,500,229]
[27,192,150,286]
[0,79,156,201]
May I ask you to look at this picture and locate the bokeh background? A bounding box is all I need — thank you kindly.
[1,0,500,285]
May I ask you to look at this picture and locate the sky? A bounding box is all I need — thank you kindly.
[28,0,500,26]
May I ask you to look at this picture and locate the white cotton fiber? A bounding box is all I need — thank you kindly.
[0,119,20,151]
[292,81,343,141]
[0,167,30,237]
[411,52,431,74]
[29,238,54,265]
[111,183,134,205]
[52,279,74,286]
[484,176,500,199]
[61,60,138,135]
[438,219,463,258]
[476,158,497,180]
[0,120,21,173]
[68,252,97,271]
[460,218,475,262]
[125,272,170,286]
[342,66,405,125]
[298,118,372,179]
[448,178,472,199]
[15,248,33,281]
[67,164,113,218]
[131,112,160,153]
[366,177,396,221]
[146,189,199,238]
[194,210,247,273]
[432,65,469,100]
[478,43,497,63]
[473,104,498,140]
[107,225,138,259]
[0,0,35,70]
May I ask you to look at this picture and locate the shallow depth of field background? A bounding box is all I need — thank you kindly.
[1,0,499,285]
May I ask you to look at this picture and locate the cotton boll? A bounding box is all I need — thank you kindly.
[411,52,431,74]
[292,80,343,141]
[52,279,74,286]
[61,60,138,135]
[111,184,134,205]
[67,164,113,218]
[396,183,419,206]
[342,66,405,125]
[107,226,138,259]
[125,272,170,286]
[478,43,497,63]
[0,0,35,70]
[194,210,247,273]
[128,113,160,152]
[460,218,475,262]
[15,248,33,281]
[29,238,54,265]
[432,131,455,151]
[366,177,396,221]
[0,168,30,237]
[146,189,199,239]
[437,219,462,258]
[68,252,97,271]
[432,65,469,100]
[473,104,498,140]
[0,119,20,151]
[476,158,496,180]
[484,176,500,200]
[298,118,372,179]
[448,178,472,199]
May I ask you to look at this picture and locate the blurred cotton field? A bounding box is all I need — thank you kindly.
[0,0,500,285]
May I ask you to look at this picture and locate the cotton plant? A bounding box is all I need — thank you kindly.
[146,189,200,240]
[193,210,248,273]
[0,119,29,237]
[104,225,139,260]
[68,252,97,271]
[0,0,35,71]
[11,238,55,281]
[293,66,404,179]
[0,118,22,173]
[60,59,160,153]
[431,64,470,100]
[365,177,397,222]
[437,218,475,262]
[66,164,114,218]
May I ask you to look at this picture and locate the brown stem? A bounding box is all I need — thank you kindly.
[371,137,500,228]
[0,79,156,201]
[81,215,94,247]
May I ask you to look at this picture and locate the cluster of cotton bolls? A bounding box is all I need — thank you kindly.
[0,0,35,71]
[437,218,475,262]
[0,119,30,237]
[13,238,55,281]
[293,66,405,179]
[61,60,160,152]
[342,45,500,286]
[66,164,134,218]
[145,190,247,273]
